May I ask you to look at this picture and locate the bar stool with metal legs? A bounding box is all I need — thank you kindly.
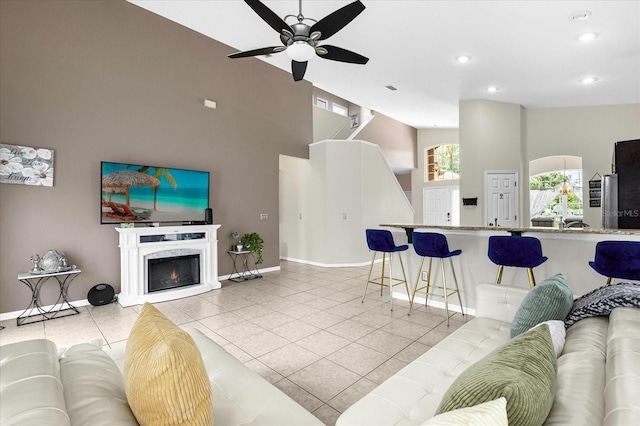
[363,229,410,311]
[589,240,640,284]
[488,235,548,288]
[409,232,464,325]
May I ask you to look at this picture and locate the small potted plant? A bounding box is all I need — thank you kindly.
[241,232,264,264]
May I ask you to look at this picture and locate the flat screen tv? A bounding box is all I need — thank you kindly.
[101,161,210,224]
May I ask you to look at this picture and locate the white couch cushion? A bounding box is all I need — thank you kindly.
[185,327,324,426]
[543,316,609,425]
[475,283,529,323]
[59,342,137,425]
[337,317,512,426]
[0,339,70,426]
[604,307,640,426]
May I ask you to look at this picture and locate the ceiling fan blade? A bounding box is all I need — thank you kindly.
[291,60,308,81]
[317,45,369,64]
[244,0,292,34]
[310,0,365,40]
[228,46,282,59]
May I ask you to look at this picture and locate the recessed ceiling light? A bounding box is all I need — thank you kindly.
[579,32,597,42]
[456,55,471,63]
[487,86,499,93]
[569,10,591,21]
[580,77,598,84]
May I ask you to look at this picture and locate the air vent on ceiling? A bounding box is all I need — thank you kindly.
[569,10,591,20]
[385,85,398,91]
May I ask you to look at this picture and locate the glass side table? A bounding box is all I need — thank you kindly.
[17,269,81,326]
[227,251,262,282]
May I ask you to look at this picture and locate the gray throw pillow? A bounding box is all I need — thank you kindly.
[510,273,573,338]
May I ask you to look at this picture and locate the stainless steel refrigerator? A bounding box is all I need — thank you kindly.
[601,174,618,229]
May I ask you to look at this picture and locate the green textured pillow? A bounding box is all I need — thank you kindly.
[436,325,557,426]
[510,273,573,338]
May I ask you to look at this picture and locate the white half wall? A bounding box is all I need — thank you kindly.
[280,140,414,266]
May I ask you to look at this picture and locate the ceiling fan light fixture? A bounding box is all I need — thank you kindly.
[286,41,316,62]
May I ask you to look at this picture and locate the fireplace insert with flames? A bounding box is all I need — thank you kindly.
[147,254,200,293]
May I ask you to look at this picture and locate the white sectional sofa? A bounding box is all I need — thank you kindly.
[1,283,637,426]
[337,283,640,426]
[0,327,323,426]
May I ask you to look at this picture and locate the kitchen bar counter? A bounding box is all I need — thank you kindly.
[381,223,640,242]
[377,223,640,313]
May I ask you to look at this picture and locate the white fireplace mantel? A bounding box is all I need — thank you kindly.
[116,224,221,307]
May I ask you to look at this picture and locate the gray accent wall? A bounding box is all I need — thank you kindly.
[0,1,312,314]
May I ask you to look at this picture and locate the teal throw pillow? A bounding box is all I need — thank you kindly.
[510,273,573,338]
[436,325,557,426]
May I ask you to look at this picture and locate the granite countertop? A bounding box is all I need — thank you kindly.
[380,223,640,236]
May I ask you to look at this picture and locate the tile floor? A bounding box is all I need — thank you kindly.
[0,261,470,426]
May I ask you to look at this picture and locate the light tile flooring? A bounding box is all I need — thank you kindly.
[0,261,470,426]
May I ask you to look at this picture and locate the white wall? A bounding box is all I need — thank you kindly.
[525,104,640,227]
[280,140,414,266]
[418,101,640,229]
[312,106,352,142]
[459,100,523,226]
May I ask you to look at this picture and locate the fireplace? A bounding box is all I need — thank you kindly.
[148,254,200,293]
[116,224,221,307]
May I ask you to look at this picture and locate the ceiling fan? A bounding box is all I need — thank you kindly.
[228,0,369,82]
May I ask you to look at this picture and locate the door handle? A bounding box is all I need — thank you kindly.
[446,212,451,222]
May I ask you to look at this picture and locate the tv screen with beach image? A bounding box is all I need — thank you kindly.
[101,161,210,224]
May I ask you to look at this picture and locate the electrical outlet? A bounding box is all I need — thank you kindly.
[299,213,302,219]
[260,213,268,221]
[342,213,347,220]
[422,271,428,281]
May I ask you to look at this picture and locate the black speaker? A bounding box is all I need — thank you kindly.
[205,208,213,224]
[88,283,116,306]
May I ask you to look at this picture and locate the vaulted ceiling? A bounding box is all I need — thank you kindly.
[129,1,640,129]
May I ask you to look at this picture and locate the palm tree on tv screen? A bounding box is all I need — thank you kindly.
[138,166,178,211]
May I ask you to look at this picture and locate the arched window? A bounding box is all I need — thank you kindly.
[425,144,459,182]
[529,156,583,226]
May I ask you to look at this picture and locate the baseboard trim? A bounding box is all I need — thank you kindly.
[0,299,92,322]
[394,291,476,316]
[0,266,284,321]
[280,256,373,268]
[217,265,281,281]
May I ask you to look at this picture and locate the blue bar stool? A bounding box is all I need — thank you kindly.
[363,229,410,311]
[488,235,548,288]
[409,232,464,325]
[589,240,640,284]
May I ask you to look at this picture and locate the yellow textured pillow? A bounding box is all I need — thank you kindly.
[124,303,212,425]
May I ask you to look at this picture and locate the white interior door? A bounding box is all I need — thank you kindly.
[485,171,518,227]
[423,187,453,225]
